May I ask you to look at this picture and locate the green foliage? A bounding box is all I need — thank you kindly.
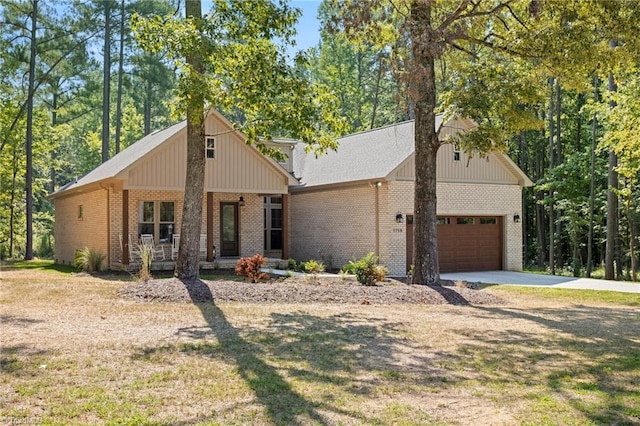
[74,247,105,272]
[131,0,346,157]
[302,259,325,275]
[346,253,388,286]
[286,258,297,271]
[235,254,269,283]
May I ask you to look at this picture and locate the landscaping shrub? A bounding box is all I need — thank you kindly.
[137,243,153,281]
[235,254,269,283]
[287,258,297,271]
[303,259,325,274]
[350,252,388,286]
[74,247,105,272]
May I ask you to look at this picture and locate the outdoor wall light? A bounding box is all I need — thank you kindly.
[396,213,404,223]
[513,213,520,223]
[239,196,245,206]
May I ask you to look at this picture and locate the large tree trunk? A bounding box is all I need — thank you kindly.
[410,1,440,286]
[102,0,112,163]
[175,0,206,281]
[25,0,38,260]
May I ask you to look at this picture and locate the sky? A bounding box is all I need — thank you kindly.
[290,0,322,52]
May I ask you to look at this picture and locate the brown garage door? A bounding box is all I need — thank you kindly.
[406,216,503,273]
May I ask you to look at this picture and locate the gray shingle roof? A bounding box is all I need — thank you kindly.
[293,118,441,188]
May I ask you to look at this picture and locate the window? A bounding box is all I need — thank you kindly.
[264,196,283,251]
[480,218,497,225]
[457,217,475,225]
[453,144,461,161]
[206,138,215,159]
[437,217,451,225]
[138,201,175,243]
[77,205,83,220]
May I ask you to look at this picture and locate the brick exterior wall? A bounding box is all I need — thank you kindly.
[289,184,377,270]
[383,181,523,275]
[289,180,524,276]
[114,191,264,268]
[54,188,110,266]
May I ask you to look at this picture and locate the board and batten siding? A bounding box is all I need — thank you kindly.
[394,144,518,184]
[121,114,288,194]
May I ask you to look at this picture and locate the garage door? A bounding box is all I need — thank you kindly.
[406,216,503,273]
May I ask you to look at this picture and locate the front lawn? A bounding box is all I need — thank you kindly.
[1,267,638,425]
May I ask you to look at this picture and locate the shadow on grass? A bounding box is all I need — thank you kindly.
[457,305,640,424]
[155,278,441,425]
[179,278,329,424]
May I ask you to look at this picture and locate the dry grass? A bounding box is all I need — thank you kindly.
[1,266,639,425]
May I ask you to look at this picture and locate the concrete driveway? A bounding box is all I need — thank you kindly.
[440,271,640,294]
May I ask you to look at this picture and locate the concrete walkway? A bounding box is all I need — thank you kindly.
[440,271,640,294]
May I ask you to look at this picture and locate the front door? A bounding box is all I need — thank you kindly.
[220,202,239,257]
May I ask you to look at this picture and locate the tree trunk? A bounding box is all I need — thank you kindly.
[548,78,555,274]
[114,0,125,154]
[626,199,637,281]
[50,91,58,193]
[25,0,38,260]
[102,0,112,163]
[535,135,546,267]
[555,80,562,269]
[605,56,618,280]
[144,80,152,135]
[587,113,597,277]
[369,54,384,130]
[175,0,206,281]
[409,1,440,286]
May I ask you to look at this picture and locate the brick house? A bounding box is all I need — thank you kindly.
[50,110,297,269]
[51,112,531,275]
[287,117,532,276]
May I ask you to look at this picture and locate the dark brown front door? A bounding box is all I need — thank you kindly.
[220,202,239,257]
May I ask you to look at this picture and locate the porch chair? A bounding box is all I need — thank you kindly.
[119,234,141,264]
[171,234,180,260]
[140,234,166,261]
[199,234,207,259]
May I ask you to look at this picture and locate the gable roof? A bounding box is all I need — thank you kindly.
[50,110,297,198]
[291,116,533,189]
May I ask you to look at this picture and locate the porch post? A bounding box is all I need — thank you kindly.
[282,194,289,259]
[122,190,129,265]
[207,192,214,261]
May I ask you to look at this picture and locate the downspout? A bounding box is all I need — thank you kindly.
[100,183,111,269]
[374,181,382,257]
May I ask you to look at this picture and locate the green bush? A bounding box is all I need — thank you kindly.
[287,258,297,271]
[303,259,325,274]
[340,261,358,275]
[350,252,388,286]
[235,254,269,283]
[74,247,105,272]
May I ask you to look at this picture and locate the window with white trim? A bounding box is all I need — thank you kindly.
[138,201,175,243]
[206,138,215,159]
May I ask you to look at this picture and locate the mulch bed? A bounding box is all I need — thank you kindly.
[118,276,506,306]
